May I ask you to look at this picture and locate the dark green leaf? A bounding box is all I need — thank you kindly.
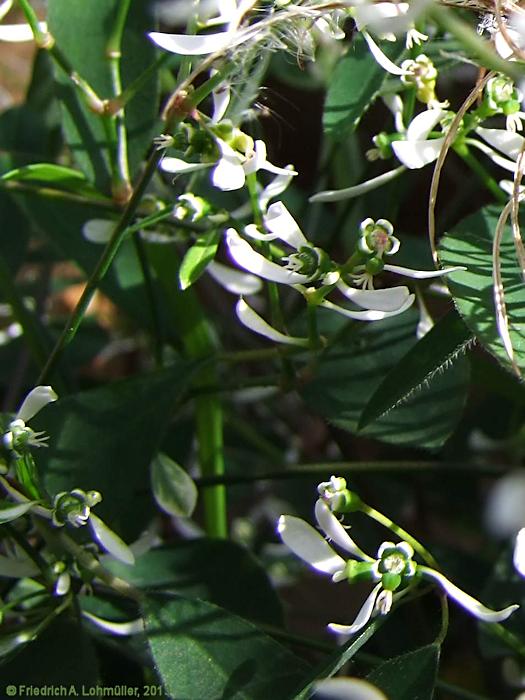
[440,205,525,375]
[34,363,197,539]
[105,539,284,627]
[300,309,469,449]
[359,310,473,429]
[0,614,100,683]
[367,644,440,700]
[323,35,405,139]
[143,593,309,700]
[292,618,385,700]
[48,0,159,193]
[178,230,221,290]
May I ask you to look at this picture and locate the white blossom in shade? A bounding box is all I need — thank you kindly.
[212,139,297,192]
[318,294,414,322]
[279,485,519,636]
[89,513,135,566]
[336,281,412,312]
[514,528,525,577]
[82,611,144,636]
[3,386,58,451]
[381,262,465,280]
[309,166,406,204]
[83,219,114,244]
[159,157,210,176]
[361,31,409,76]
[207,261,262,295]
[313,677,387,700]
[419,566,519,622]
[235,298,309,346]
[475,126,525,161]
[392,108,447,169]
[211,70,231,123]
[225,227,312,284]
[149,0,258,55]
[0,0,12,19]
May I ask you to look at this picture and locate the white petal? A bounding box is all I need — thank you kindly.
[362,32,408,76]
[83,219,113,244]
[320,294,414,321]
[0,22,46,42]
[211,72,231,122]
[406,109,446,141]
[514,528,525,577]
[82,611,144,636]
[160,157,210,175]
[264,201,308,249]
[310,167,406,203]
[328,584,383,635]
[277,514,346,575]
[315,500,373,561]
[226,228,310,284]
[17,386,58,422]
[392,137,445,169]
[354,3,408,33]
[420,566,519,622]
[149,30,235,55]
[243,140,267,175]
[383,263,465,279]
[212,140,245,191]
[0,500,39,523]
[0,0,13,22]
[89,514,135,565]
[466,139,518,173]
[476,126,525,161]
[337,282,411,311]
[313,677,388,700]
[207,261,262,295]
[236,299,308,346]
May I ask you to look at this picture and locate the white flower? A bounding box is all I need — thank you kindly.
[235,298,309,346]
[278,496,518,635]
[311,109,447,203]
[353,2,427,48]
[514,528,525,577]
[392,108,447,169]
[3,386,58,451]
[313,677,388,700]
[149,0,258,55]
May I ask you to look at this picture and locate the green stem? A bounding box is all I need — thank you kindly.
[36,147,165,386]
[483,620,525,659]
[106,0,132,202]
[456,147,507,205]
[434,591,449,646]
[360,501,439,568]
[17,0,105,114]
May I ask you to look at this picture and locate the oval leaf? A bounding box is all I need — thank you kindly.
[150,452,198,517]
[89,513,135,565]
[0,499,38,523]
[179,229,221,290]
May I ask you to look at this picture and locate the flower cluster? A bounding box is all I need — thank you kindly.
[278,477,519,635]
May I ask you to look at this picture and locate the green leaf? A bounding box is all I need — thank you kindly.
[300,310,469,449]
[440,204,525,375]
[34,363,197,539]
[150,452,198,517]
[0,615,100,683]
[105,539,284,627]
[367,644,440,700]
[292,618,385,700]
[359,310,473,430]
[2,163,99,196]
[178,230,221,290]
[48,0,159,193]
[323,35,405,139]
[143,594,309,700]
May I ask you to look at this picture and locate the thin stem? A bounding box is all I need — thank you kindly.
[36,148,164,386]
[106,0,132,202]
[17,0,105,114]
[360,501,439,568]
[455,148,507,205]
[434,591,449,646]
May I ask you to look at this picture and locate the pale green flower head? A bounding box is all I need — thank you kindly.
[52,489,102,528]
[358,218,400,259]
